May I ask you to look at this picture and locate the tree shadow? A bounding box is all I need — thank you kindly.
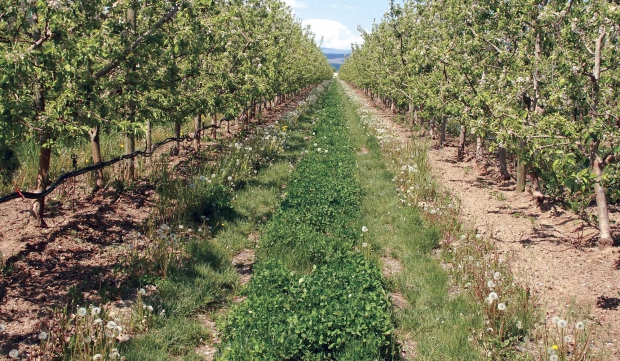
[596,295,620,310]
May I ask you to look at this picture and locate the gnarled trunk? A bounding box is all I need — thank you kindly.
[31,135,51,227]
[528,171,544,206]
[497,147,511,181]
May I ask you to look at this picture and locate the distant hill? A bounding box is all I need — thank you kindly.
[321,48,350,71]
[321,47,352,55]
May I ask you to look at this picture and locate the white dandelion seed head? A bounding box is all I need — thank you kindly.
[557,319,567,328]
[178,225,184,229]
[38,331,48,340]
[575,321,585,330]
[362,226,369,232]
[9,349,19,358]
[487,280,496,289]
[551,316,560,325]
[485,297,493,305]
[550,355,559,361]
[93,318,103,326]
[497,303,506,311]
[91,307,101,316]
[93,354,103,361]
[493,272,501,280]
[139,288,146,296]
[77,307,87,317]
[146,305,154,312]
[106,320,117,329]
[516,320,523,329]
[488,292,499,301]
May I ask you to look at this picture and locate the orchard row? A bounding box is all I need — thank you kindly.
[340,0,619,246]
[0,0,333,224]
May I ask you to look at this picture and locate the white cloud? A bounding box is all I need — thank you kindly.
[283,0,307,8]
[303,19,363,50]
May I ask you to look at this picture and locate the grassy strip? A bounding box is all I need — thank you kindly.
[217,83,395,360]
[338,82,482,360]
[112,87,329,360]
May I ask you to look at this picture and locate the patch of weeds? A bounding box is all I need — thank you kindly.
[491,190,507,202]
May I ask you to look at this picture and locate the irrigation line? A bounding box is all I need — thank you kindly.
[0,116,238,204]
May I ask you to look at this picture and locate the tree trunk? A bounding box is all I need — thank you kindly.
[475,135,484,161]
[439,116,447,147]
[408,102,414,126]
[193,113,201,151]
[172,120,181,156]
[29,9,49,227]
[516,156,526,193]
[89,125,104,190]
[591,27,613,247]
[528,171,544,206]
[211,114,217,139]
[458,124,466,160]
[146,121,152,154]
[31,135,51,227]
[498,147,511,181]
[390,99,396,114]
[123,132,135,181]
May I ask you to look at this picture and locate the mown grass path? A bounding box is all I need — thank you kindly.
[339,82,481,360]
[217,83,395,360]
[217,81,485,360]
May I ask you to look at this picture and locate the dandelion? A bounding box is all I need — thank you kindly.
[138,288,146,296]
[493,272,501,280]
[487,280,496,289]
[362,226,369,232]
[227,176,233,181]
[485,297,493,305]
[9,349,19,358]
[211,174,216,178]
[179,225,184,230]
[549,356,558,361]
[497,303,506,311]
[146,305,154,312]
[38,331,48,340]
[576,321,585,330]
[362,243,368,248]
[106,320,117,329]
[93,354,103,361]
[551,316,560,325]
[115,325,123,333]
[486,327,493,333]
[93,318,103,326]
[200,175,206,181]
[77,307,87,317]
[460,235,466,241]
[109,348,120,359]
[161,224,169,230]
[488,292,498,301]
[516,320,523,330]
[475,234,482,239]
[557,319,567,328]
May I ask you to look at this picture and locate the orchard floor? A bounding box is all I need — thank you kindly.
[0,94,309,360]
[346,82,620,359]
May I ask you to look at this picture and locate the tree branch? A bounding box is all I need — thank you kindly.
[93,3,182,80]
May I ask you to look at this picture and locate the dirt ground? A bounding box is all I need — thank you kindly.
[348,85,620,359]
[0,94,309,360]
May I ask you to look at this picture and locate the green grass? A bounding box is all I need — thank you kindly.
[117,88,326,361]
[217,83,395,360]
[339,82,482,360]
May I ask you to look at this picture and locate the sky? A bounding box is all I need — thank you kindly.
[283,0,401,50]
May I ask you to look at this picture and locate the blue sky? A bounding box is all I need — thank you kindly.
[283,0,401,50]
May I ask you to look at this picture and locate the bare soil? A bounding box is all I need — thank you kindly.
[0,94,309,360]
[349,85,620,359]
